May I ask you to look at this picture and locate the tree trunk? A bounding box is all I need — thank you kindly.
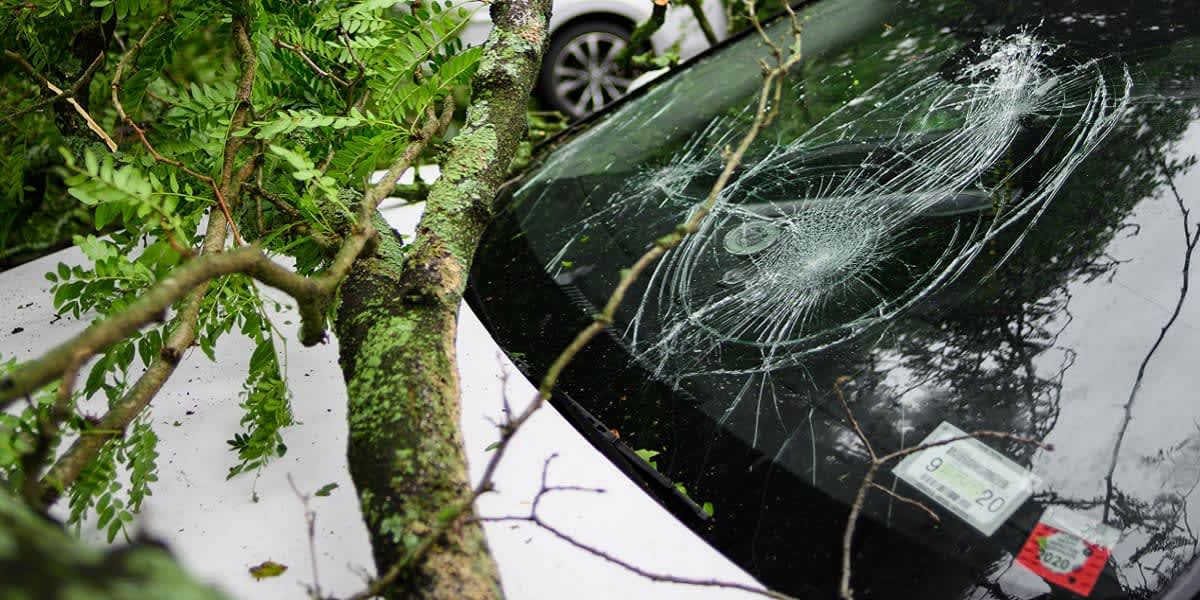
[333,0,551,597]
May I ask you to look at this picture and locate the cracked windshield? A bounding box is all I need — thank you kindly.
[471,0,1200,597]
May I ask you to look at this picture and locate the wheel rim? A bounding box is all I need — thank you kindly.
[551,31,633,117]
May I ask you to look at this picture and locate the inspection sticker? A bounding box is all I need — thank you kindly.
[1016,507,1120,596]
[894,421,1036,536]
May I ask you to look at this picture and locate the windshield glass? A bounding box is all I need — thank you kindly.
[470,1,1200,597]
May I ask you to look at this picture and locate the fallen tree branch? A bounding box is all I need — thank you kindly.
[334,0,553,595]
[36,98,454,505]
[1,95,453,406]
[347,4,804,597]
[38,208,231,506]
[15,11,453,508]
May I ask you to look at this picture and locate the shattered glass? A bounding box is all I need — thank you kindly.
[470,0,1200,597]
[571,35,1126,397]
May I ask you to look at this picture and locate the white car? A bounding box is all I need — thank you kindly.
[458,0,727,118]
[0,197,762,600]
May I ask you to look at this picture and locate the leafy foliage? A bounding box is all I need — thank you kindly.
[226,312,293,479]
[1,0,482,543]
[0,369,54,487]
[66,437,123,540]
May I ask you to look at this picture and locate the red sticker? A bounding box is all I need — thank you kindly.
[1016,522,1110,596]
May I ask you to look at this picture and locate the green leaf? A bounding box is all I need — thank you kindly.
[314,482,338,497]
[249,340,275,372]
[106,518,122,543]
[248,560,288,580]
[84,151,99,177]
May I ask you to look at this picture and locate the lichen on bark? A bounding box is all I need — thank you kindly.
[332,0,552,597]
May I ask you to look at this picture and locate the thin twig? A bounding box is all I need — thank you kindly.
[834,378,1052,600]
[3,50,116,150]
[20,360,79,507]
[2,50,106,125]
[338,29,370,113]
[867,481,940,522]
[473,456,794,599]
[287,475,324,600]
[274,39,350,87]
[682,0,720,46]
[834,375,875,459]
[109,13,244,246]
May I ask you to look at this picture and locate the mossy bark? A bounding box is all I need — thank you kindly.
[0,488,227,600]
[333,0,551,598]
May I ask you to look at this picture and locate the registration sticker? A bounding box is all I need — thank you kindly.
[894,421,1036,536]
[1016,507,1120,596]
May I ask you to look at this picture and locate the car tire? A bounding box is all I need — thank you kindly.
[537,20,637,120]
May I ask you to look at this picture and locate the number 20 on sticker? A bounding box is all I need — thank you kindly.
[896,421,1037,536]
[923,456,1007,513]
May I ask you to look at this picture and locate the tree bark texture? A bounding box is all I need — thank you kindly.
[333,0,551,597]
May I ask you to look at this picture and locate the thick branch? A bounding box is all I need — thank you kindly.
[335,0,551,597]
[344,13,808,600]
[349,6,803,599]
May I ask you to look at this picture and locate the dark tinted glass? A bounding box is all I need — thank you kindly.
[470,1,1200,597]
